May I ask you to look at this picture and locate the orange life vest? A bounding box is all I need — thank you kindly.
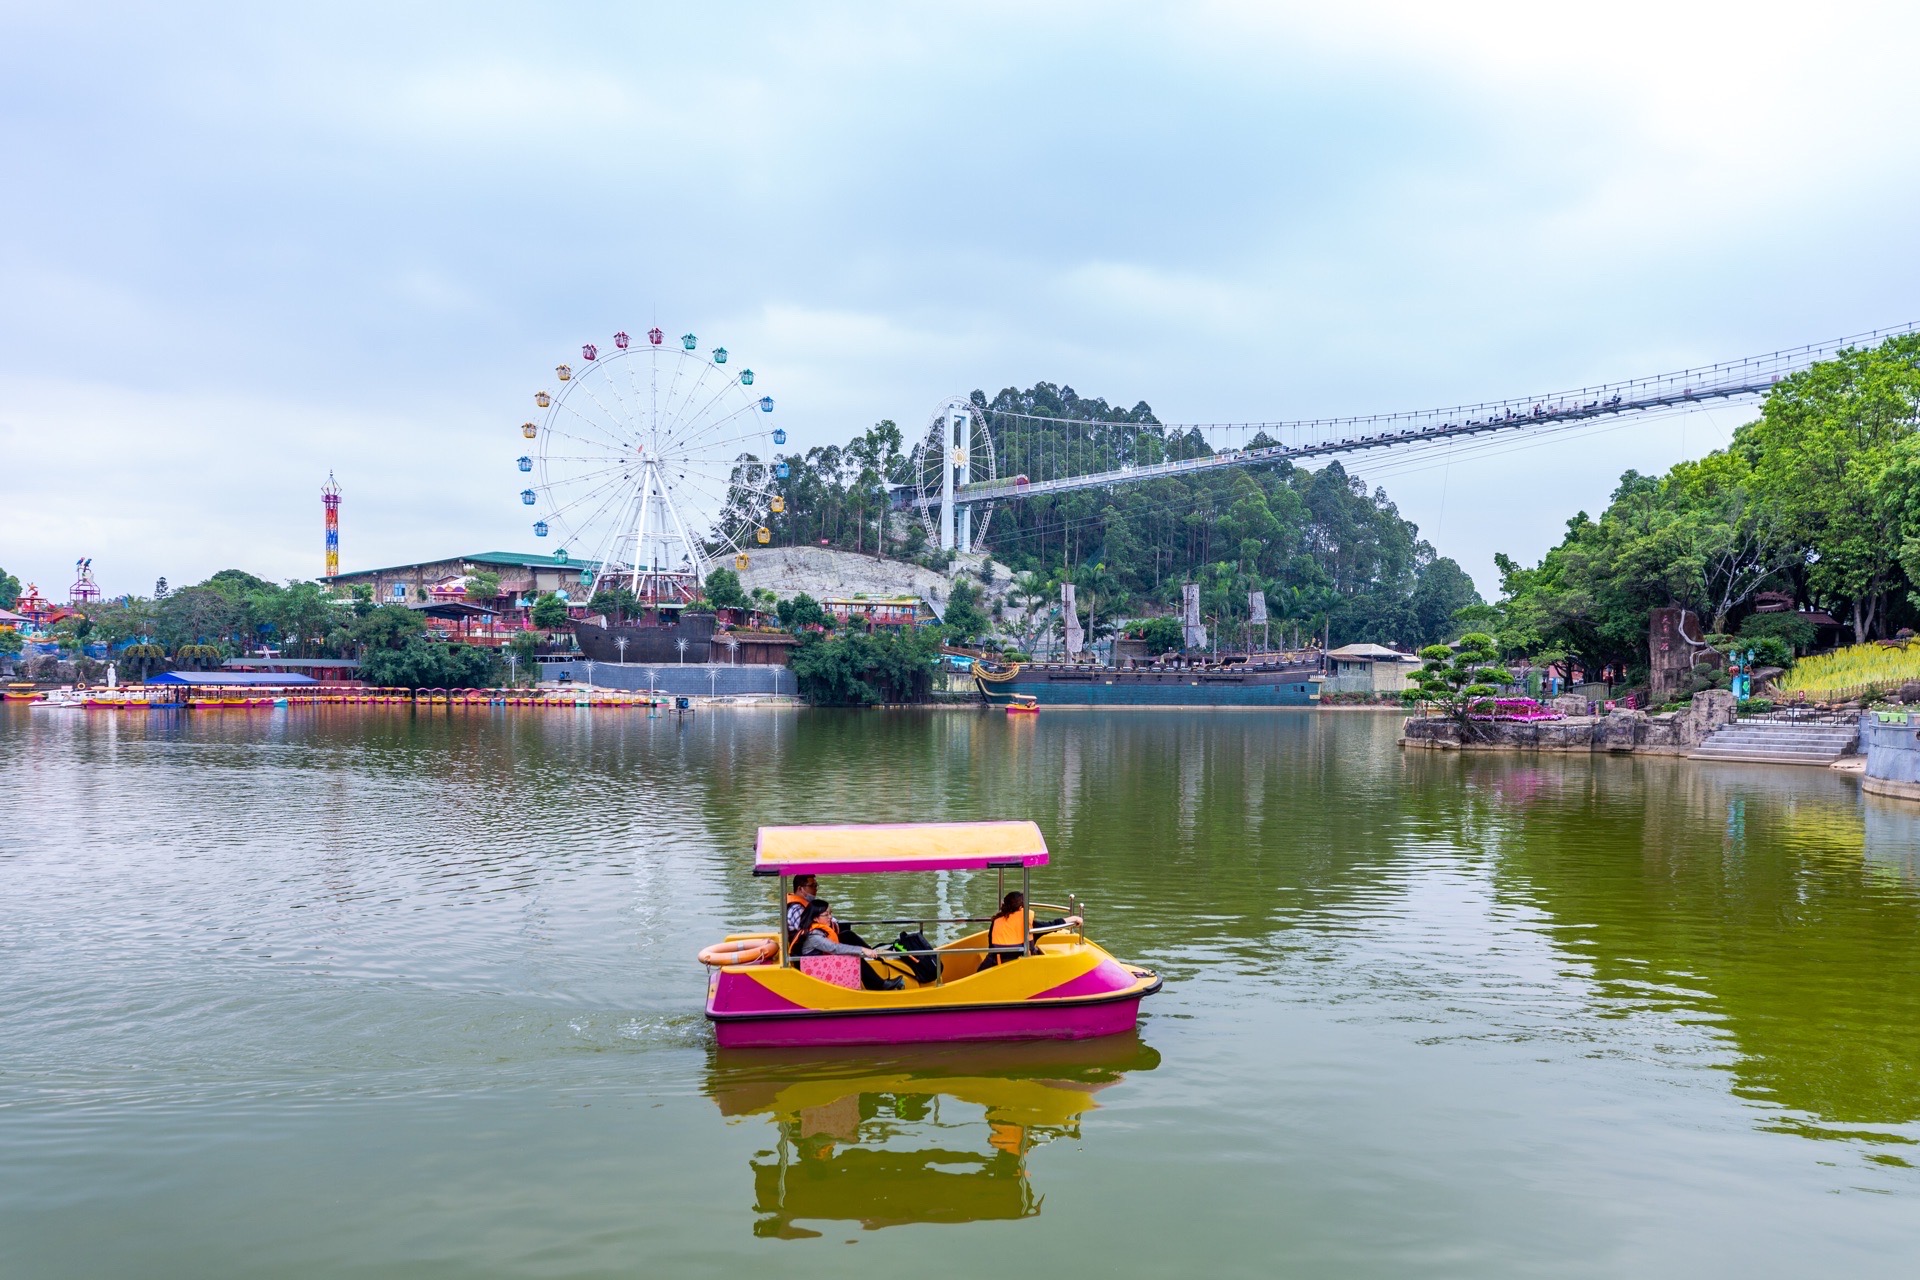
[802,914,840,945]
[989,909,1030,949]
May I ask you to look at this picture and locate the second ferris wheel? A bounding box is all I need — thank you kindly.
[515,328,782,604]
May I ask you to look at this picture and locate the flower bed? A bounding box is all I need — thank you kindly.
[1468,697,1563,722]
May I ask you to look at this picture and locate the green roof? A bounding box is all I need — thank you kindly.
[321,551,602,581]
[462,551,604,570]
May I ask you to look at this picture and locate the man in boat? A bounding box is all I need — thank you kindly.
[981,892,1083,969]
[784,874,820,940]
[792,899,905,991]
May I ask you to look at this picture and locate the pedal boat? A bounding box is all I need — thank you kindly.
[703,821,1162,1049]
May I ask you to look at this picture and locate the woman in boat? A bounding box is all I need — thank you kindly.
[792,899,904,991]
[981,892,1083,969]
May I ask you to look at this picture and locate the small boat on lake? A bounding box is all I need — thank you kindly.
[701,821,1161,1048]
[1004,694,1039,715]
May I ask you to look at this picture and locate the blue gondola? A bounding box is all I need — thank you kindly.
[534,521,549,537]
[517,456,532,472]
[520,489,536,505]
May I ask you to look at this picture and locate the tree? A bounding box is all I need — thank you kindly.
[531,592,570,629]
[360,641,502,689]
[507,629,542,677]
[349,604,426,653]
[943,578,988,645]
[775,592,827,631]
[1740,333,1920,640]
[0,567,19,610]
[1130,616,1184,655]
[703,567,748,611]
[789,627,940,705]
[1409,557,1482,647]
[587,586,638,623]
[465,570,501,602]
[1403,633,1512,738]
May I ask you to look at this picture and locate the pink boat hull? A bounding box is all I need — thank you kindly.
[711,993,1149,1049]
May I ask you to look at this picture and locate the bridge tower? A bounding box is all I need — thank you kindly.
[322,471,341,577]
[939,405,975,554]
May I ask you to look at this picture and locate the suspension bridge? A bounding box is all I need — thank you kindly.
[911,321,1920,553]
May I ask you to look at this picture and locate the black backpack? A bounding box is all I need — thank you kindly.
[879,930,942,985]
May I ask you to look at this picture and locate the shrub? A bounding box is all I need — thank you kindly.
[1739,611,1817,655]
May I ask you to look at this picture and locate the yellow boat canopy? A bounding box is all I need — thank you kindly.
[753,821,1049,877]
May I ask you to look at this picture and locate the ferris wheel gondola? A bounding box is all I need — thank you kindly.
[517,330,777,604]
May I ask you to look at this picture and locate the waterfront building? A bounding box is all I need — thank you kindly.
[822,594,939,628]
[1321,643,1422,694]
[322,552,599,619]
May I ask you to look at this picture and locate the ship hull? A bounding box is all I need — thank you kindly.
[575,614,717,664]
[975,664,1320,707]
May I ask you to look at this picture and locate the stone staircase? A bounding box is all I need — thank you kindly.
[1690,718,1859,766]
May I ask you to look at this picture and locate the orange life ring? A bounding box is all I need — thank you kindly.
[697,937,777,967]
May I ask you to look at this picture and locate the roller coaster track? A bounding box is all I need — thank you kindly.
[954,321,1920,506]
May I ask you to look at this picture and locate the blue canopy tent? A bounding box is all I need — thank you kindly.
[146,672,321,686]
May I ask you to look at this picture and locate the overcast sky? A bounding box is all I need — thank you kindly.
[5,2,1919,601]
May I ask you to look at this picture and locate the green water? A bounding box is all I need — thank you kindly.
[2,706,1917,1276]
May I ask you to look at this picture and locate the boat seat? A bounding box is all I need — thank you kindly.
[797,955,862,989]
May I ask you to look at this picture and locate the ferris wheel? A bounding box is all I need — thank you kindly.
[912,394,996,552]
[516,328,781,603]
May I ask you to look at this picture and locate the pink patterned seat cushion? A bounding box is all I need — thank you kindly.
[797,955,862,989]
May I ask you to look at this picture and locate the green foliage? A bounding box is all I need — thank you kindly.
[761,384,1476,650]
[201,569,278,601]
[703,567,748,610]
[942,578,988,644]
[465,570,501,601]
[530,592,570,629]
[1402,633,1513,731]
[1737,634,1796,670]
[1741,334,1920,640]
[359,641,502,689]
[349,604,426,652]
[1738,610,1816,655]
[0,629,22,659]
[1128,616,1184,655]
[775,592,827,631]
[0,567,19,610]
[121,642,167,676]
[587,586,638,622]
[789,627,941,705]
[1498,335,1920,669]
[174,643,224,670]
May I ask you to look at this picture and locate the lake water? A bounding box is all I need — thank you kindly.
[3,705,1918,1277]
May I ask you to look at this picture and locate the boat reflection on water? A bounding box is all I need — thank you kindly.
[706,1033,1160,1238]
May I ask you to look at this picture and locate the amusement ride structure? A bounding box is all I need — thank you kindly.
[322,472,341,578]
[67,558,100,606]
[516,328,779,605]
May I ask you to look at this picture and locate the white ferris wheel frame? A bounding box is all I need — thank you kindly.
[527,340,775,600]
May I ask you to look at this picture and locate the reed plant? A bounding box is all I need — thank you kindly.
[1776,643,1920,700]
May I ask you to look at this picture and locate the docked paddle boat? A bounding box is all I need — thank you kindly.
[701,821,1161,1048]
[1004,694,1040,716]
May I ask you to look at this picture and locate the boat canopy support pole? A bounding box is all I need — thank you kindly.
[777,873,788,966]
[1022,865,1031,948]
